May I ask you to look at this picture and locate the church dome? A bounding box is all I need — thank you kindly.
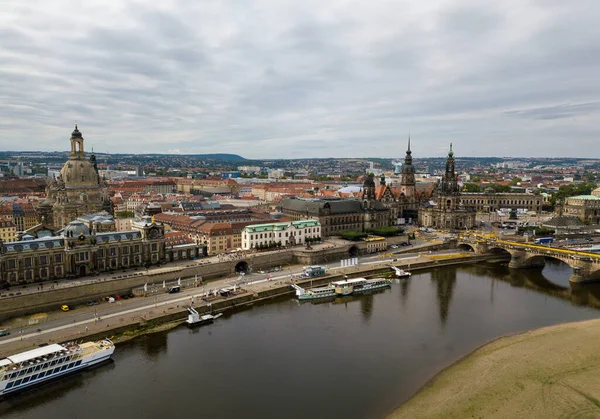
[64,220,90,237]
[60,159,99,188]
[71,124,83,139]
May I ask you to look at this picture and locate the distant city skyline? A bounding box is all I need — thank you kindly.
[2,1,599,158]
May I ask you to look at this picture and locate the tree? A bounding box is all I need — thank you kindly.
[509,177,522,186]
[551,182,597,206]
[117,210,135,218]
[462,183,481,193]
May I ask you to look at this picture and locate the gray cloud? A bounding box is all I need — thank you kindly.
[1,0,600,159]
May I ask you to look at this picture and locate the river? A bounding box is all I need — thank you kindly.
[2,260,600,419]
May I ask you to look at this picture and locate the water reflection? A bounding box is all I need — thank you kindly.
[399,278,410,307]
[462,262,600,310]
[430,268,457,327]
[360,293,374,322]
[139,331,168,359]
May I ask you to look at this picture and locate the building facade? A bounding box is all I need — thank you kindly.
[280,175,390,237]
[460,192,543,213]
[0,216,166,286]
[564,187,600,224]
[241,220,321,250]
[0,218,17,243]
[418,144,477,229]
[38,125,113,229]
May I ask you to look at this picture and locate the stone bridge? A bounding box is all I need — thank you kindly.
[457,238,600,283]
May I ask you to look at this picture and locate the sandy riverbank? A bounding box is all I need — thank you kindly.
[388,318,600,418]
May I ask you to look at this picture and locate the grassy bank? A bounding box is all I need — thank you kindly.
[388,318,600,419]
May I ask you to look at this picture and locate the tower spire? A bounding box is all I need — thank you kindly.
[408,134,411,152]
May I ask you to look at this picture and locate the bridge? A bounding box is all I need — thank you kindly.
[457,234,600,283]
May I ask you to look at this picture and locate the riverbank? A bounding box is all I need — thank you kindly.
[388,318,600,419]
[0,253,502,358]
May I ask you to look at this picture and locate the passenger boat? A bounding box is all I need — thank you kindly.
[331,277,392,296]
[291,283,336,301]
[391,266,412,278]
[186,307,223,327]
[0,339,115,396]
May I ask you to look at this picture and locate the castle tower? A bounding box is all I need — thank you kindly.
[400,135,416,198]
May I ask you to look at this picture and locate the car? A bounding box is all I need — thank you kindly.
[61,305,71,312]
[86,300,99,306]
[391,245,399,249]
[0,328,10,337]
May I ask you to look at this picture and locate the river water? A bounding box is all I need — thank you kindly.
[3,260,600,419]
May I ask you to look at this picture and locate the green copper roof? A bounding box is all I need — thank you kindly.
[244,219,320,233]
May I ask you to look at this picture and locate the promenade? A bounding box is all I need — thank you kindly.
[0,243,472,358]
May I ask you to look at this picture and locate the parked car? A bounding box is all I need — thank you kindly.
[61,305,71,312]
[86,300,99,306]
[0,328,10,337]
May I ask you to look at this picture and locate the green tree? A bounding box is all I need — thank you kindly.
[551,182,597,206]
[462,183,481,193]
[117,210,135,218]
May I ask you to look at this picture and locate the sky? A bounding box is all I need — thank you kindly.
[1,0,599,159]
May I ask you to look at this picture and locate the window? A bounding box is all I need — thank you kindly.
[7,259,16,269]
[151,244,157,251]
[97,249,104,257]
[25,270,32,280]
[134,245,140,252]
[24,257,32,268]
[54,254,62,263]
[55,266,62,276]
[123,247,129,254]
[110,247,117,256]
[39,255,47,265]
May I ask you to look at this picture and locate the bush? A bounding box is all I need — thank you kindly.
[339,231,368,241]
[366,227,403,237]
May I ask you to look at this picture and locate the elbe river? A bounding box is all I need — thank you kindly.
[2,260,600,419]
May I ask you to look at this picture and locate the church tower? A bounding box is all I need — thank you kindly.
[400,135,416,198]
[362,173,376,210]
[440,143,459,195]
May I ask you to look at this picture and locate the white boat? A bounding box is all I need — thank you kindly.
[291,283,336,301]
[186,307,223,327]
[0,339,115,397]
[391,266,412,278]
[331,277,392,296]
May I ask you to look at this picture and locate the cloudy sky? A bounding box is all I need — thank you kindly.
[1,0,599,159]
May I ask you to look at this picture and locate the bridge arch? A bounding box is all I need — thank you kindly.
[349,245,359,257]
[457,243,475,252]
[235,261,249,274]
[486,247,512,258]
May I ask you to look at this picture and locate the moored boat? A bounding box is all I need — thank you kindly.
[186,307,223,327]
[391,266,412,278]
[0,339,115,397]
[331,277,391,296]
[291,283,336,300]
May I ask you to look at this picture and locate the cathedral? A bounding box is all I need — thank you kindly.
[418,144,476,229]
[38,125,113,228]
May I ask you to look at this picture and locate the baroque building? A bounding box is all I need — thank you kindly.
[0,216,166,286]
[418,144,476,229]
[563,187,600,225]
[280,174,389,237]
[38,125,113,229]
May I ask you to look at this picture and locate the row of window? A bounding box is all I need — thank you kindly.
[5,360,83,389]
